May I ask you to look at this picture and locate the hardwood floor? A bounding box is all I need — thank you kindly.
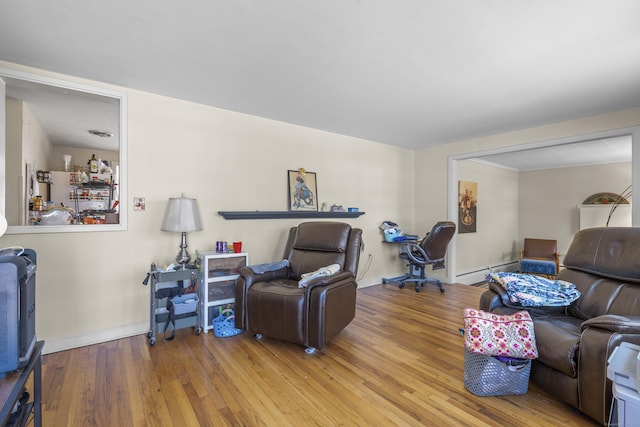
[39,283,599,426]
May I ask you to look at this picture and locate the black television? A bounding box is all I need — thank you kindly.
[0,248,37,378]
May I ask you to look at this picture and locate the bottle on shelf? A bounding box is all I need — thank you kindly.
[89,154,98,173]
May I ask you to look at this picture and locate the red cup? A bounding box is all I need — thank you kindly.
[233,242,242,253]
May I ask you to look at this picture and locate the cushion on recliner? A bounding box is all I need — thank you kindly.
[293,222,350,252]
[287,222,351,279]
[562,269,625,320]
[288,251,347,280]
[533,317,582,377]
[563,227,640,283]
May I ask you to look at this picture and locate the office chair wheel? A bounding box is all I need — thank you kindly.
[254,333,263,340]
[305,346,317,354]
[399,283,405,289]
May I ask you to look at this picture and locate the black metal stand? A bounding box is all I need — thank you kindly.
[0,340,44,427]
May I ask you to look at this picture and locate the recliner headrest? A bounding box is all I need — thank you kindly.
[293,221,351,252]
[563,227,640,283]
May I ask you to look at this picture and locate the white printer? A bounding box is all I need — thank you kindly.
[608,342,640,426]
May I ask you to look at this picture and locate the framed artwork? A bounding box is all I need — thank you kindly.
[458,180,477,233]
[288,170,318,211]
[133,197,146,211]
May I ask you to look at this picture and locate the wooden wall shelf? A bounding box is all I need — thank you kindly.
[218,211,365,220]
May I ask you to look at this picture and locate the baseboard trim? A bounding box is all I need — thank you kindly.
[42,322,149,355]
[357,277,384,288]
[43,275,453,354]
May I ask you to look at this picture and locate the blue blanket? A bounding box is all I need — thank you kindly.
[487,272,581,307]
[248,259,289,274]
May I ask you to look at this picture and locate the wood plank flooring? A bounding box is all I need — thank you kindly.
[38,283,599,426]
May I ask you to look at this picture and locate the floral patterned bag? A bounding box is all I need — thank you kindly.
[462,308,538,359]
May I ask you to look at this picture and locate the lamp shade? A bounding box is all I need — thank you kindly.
[161,196,203,233]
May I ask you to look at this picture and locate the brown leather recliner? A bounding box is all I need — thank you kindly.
[235,221,363,353]
[480,227,640,426]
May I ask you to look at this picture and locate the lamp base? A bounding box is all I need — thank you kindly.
[175,231,191,269]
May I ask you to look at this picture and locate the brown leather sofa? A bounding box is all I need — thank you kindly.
[480,227,640,425]
[235,221,363,353]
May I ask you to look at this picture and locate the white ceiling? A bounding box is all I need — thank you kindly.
[3,76,121,152]
[474,135,632,171]
[1,1,640,156]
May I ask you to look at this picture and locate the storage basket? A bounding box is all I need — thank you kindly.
[212,308,243,337]
[464,349,531,396]
[384,229,402,242]
[171,293,198,315]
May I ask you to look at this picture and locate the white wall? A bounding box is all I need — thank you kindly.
[450,160,632,283]
[49,145,118,173]
[519,161,632,262]
[21,102,51,172]
[455,160,519,281]
[0,62,414,353]
[6,100,52,225]
[5,98,21,224]
[415,108,640,283]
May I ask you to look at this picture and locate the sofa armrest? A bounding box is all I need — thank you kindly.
[578,314,640,424]
[304,270,358,349]
[238,265,289,287]
[304,271,354,291]
[479,281,514,312]
[581,314,640,334]
[489,281,512,305]
[235,265,290,330]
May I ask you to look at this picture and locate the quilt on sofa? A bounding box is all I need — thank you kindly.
[487,272,581,307]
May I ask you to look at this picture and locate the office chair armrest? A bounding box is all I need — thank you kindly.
[304,271,354,291]
[402,242,428,264]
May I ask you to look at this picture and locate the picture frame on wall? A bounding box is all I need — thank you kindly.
[288,170,318,211]
[458,180,477,233]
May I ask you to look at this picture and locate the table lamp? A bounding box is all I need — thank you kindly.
[161,195,203,269]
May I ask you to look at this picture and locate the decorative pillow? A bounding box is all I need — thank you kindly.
[463,308,538,359]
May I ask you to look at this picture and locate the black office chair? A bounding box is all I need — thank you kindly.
[383,221,456,293]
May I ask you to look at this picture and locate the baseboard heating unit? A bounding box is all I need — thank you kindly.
[456,261,518,285]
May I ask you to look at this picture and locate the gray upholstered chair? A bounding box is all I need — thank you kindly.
[234,221,363,353]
